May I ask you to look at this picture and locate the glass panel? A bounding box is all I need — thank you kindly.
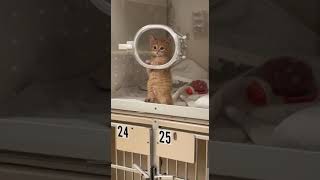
[0,0,109,160]
[212,0,320,153]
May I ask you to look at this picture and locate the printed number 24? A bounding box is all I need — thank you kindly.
[117,125,129,138]
[159,130,171,144]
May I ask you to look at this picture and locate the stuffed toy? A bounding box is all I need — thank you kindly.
[247,56,318,106]
[173,80,209,108]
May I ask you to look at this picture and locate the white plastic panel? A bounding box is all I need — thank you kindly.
[111,98,209,120]
[156,129,195,163]
[114,124,151,156]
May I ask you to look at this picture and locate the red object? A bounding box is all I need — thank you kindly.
[247,81,267,106]
[261,57,316,97]
[191,80,208,94]
[185,87,194,95]
[283,92,318,104]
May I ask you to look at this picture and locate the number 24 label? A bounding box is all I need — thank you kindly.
[117,125,129,139]
[159,129,172,145]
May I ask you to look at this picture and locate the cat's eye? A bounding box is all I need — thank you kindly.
[153,46,157,50]
[160,47,164,50]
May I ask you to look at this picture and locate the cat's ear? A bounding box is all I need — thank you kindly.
[149,34,156,44]
[166,36,172,43]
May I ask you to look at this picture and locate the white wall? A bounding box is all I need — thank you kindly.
[170,0,209,71]
[111,0,209,71]
[111,0,167,51]
[111,0,209,90]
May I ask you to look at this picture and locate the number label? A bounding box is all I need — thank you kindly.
[117,125,129,138]
[158,129,172,144]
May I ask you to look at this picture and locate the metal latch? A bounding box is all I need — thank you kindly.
[118,41,134,50]
[111,164,151,179]
[132,164,150,179]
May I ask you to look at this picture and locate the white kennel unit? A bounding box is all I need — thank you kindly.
[111,108,209,180]
[111,0,209,179]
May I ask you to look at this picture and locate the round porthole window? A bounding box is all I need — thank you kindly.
[119,24,187,69]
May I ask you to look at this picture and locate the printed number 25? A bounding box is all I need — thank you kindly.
[117,125,129,138]
[159,130,171,144]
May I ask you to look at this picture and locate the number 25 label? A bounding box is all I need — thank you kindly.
[159,129,172,145]
[117,125,129,139]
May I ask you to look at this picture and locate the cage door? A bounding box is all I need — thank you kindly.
[111,123,152,180]
[156,130,209,180]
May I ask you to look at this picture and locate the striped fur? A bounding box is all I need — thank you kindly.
[145,35,173,105]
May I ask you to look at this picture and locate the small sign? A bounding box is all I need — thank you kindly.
[115,124,151,155]
[117,125,129,139]
[158,129,172,145]
[156,130,195,163]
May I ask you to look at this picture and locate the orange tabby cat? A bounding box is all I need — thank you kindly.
[145,35,173,105]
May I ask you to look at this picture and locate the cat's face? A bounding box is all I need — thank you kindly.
[149,35,172,58]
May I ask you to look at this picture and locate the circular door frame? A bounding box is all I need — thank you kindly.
[133,24,185,70]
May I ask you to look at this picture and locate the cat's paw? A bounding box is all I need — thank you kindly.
[145,59,151,64]
[145,98,155,103]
